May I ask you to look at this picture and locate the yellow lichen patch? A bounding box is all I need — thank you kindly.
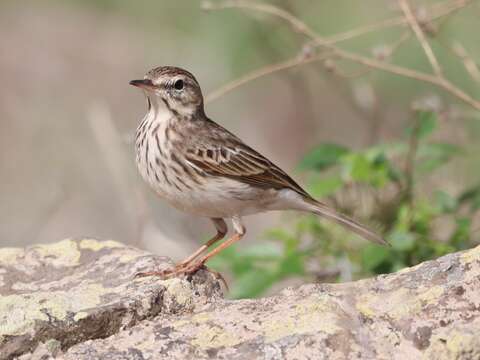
[79,239,124,252]
[0,248,24,266]
[386,286,444,320]
[263,298,341,343]
[191,312,211,324]
[0,283,105,336]
[344,285,443,323]
[163,278,193,308]
[118,253,142,263]
[461,257,480,284]
[460,245,480,265]
[73,311,89,321]
[424,329,480,360]
[355,294,376,318]
[417,286,444,304]
[446,331,480,358]
[357,288,414,320]
[387,288,421,319]
[31,239,81,267]
[190,324,241,349]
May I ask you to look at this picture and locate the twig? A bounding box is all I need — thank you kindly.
[398,0,443,77]
[450,42,480,83]
[310,0,468,47]
[328,31,411,79]
[202,0,318,39]
[389,31,412,55]
[205,52,331,103]
[204,0,472,47]
[329,48,480,111]
[204,0,480,112]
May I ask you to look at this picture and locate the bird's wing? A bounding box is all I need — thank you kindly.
[183,120,311,198]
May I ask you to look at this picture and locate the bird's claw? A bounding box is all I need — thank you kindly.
[134,261,205,279]
[134,262,229,290]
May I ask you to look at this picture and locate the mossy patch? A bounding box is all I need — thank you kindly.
[0,248,24,266]
[32,239,81,267]
[0,283,105,336]
[263,298,341,342]
[79,239,124,252]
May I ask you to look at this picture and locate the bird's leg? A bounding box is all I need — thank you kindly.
[175,218,227,269]
[135,218,227,278]
[181,216,245,275]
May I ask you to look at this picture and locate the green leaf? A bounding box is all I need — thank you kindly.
[341,154,370,182]
[416,111,437,139]
[394,205,411,230]
[299,144,350,171]
[362,245,391,271]
[416,143,461,173]
[389,231,416,251]
[340,153,389,187]
[308,176,343,198]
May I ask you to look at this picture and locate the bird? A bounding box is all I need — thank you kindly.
[130,66,387,278]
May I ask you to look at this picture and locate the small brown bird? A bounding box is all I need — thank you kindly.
[130,66,386,278]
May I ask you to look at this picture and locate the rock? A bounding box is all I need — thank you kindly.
[0,239,222,359]
[1,240,479,359]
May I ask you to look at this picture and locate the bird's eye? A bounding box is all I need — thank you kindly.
[174,79,184,90]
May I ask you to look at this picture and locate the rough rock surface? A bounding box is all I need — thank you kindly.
[1,239,479,359]
[0,239,221,359]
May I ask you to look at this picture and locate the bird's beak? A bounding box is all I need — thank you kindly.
[129,79,156,90]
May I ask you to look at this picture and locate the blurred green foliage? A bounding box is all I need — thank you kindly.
[210,110,476,298]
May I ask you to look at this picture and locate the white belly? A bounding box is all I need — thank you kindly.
[135,115,278,218]
[142,164,277,218]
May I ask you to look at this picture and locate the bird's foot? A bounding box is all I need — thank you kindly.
[135,262,229,289]
[134,260,205,279]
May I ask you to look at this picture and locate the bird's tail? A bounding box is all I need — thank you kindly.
[305,198,388,246]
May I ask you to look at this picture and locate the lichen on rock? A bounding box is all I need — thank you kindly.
[1,239,479,359]
[0,239,222,359]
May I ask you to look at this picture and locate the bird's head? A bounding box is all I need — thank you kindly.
[130,66,204,118]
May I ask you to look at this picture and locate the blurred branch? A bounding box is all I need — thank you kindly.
[203,0,480,112]
[317,0,470,47]
[449,42,480,83]
[329,48,480,111]
[202,0,318,39]
[203,0,469,46]
[398,0,443,77]
[205,52,331,103]
[327,31,411,79]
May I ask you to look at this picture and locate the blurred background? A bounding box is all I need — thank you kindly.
[1,0,479,298]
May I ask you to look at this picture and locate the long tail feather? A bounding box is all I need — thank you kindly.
[307,199,388,246]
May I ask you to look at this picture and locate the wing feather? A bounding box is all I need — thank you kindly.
[185,141,310,198]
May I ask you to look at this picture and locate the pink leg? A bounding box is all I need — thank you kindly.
[135,218,227,278]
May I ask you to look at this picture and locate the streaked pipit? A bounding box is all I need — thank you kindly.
[130,66,387,278]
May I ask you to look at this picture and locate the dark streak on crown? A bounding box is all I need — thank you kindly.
[146,66,200,87]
